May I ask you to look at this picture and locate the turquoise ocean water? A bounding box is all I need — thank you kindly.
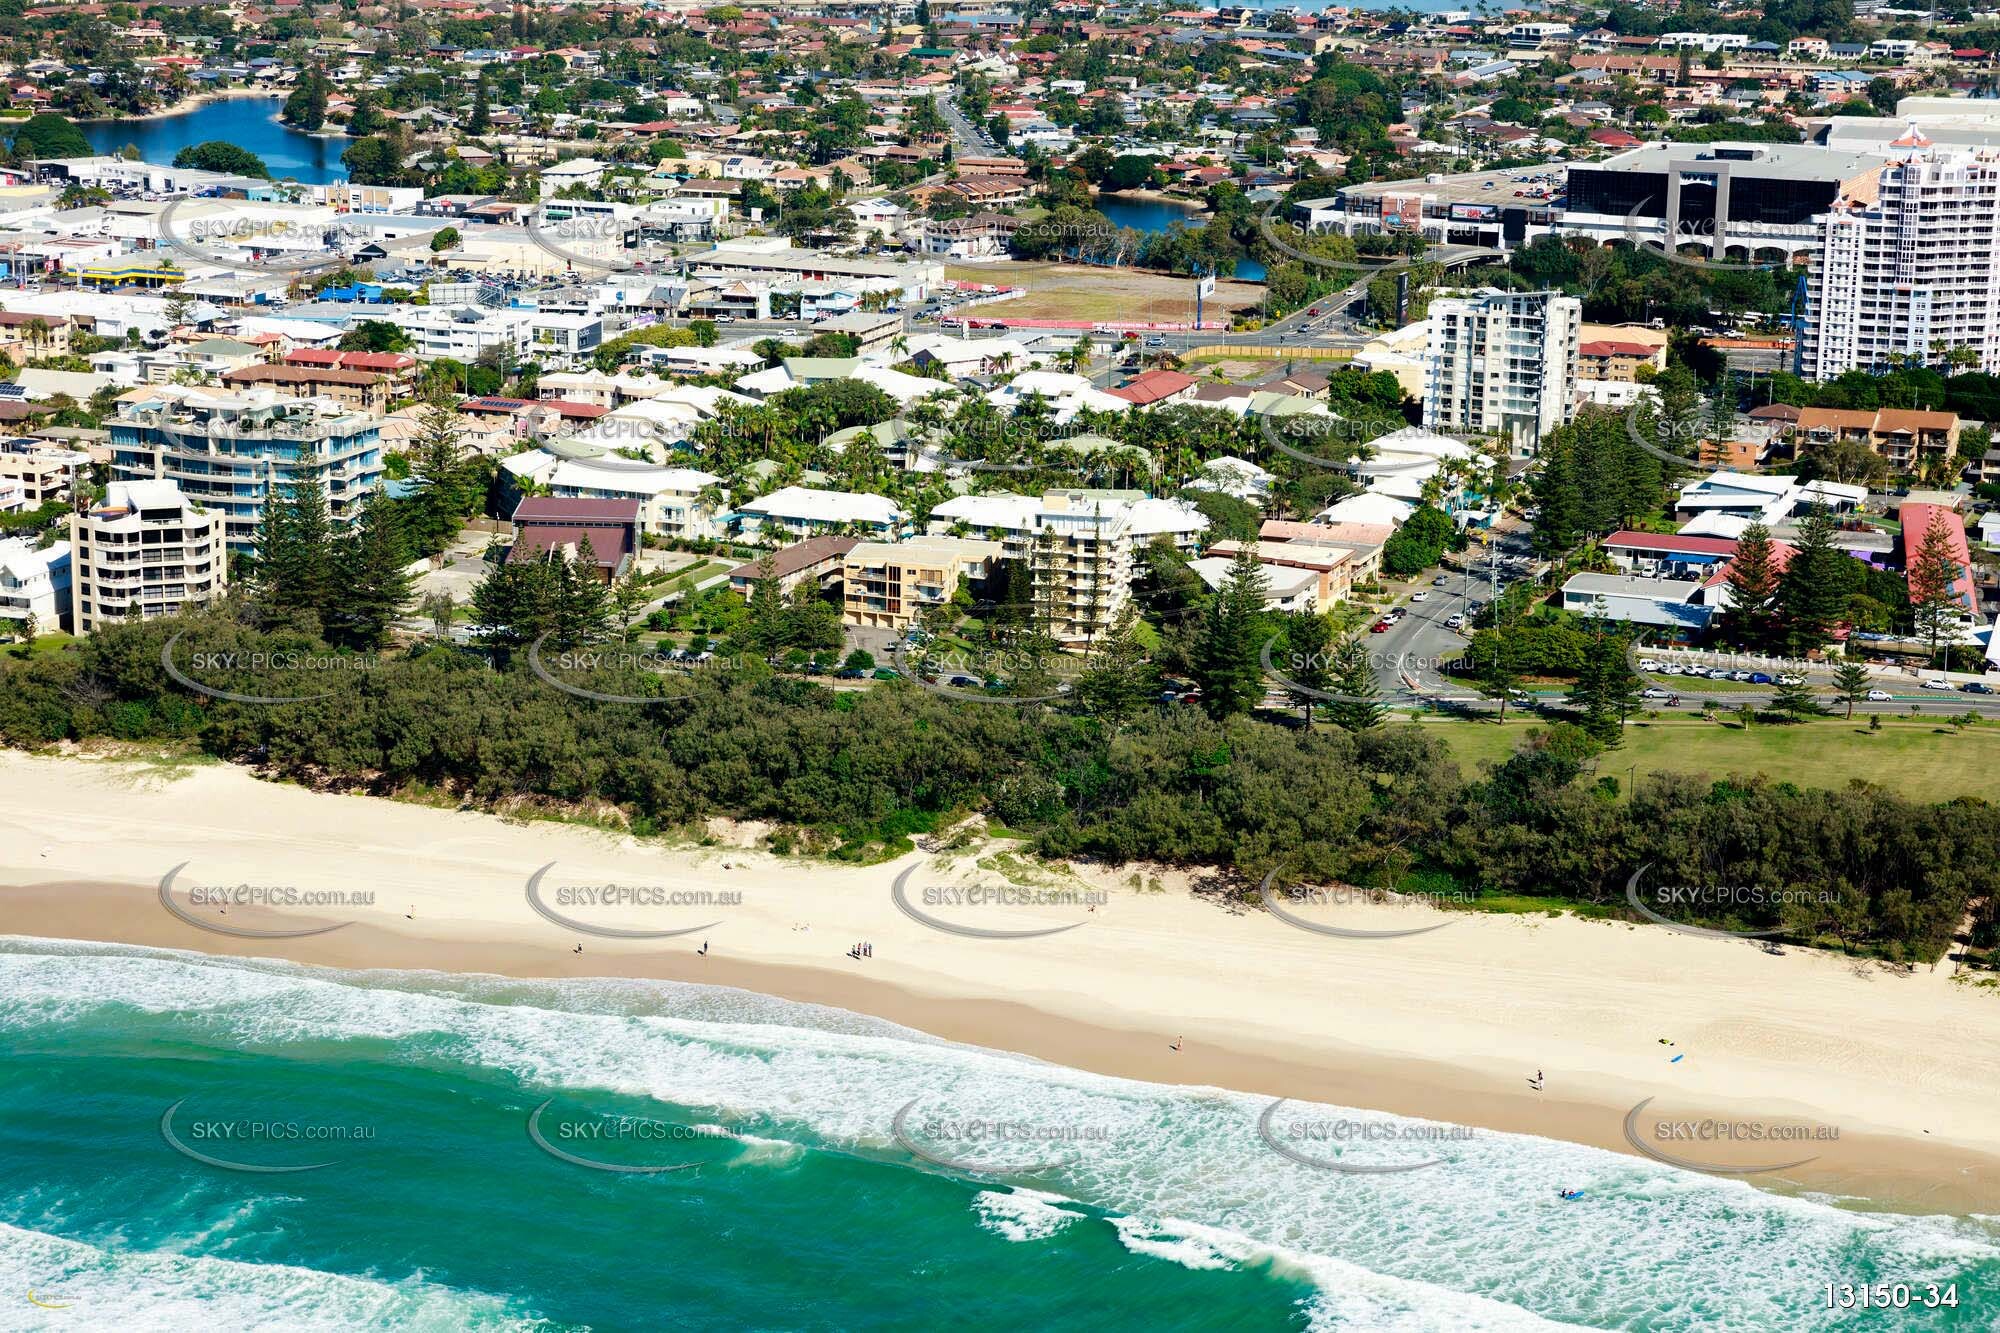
[2,937,1996,1331]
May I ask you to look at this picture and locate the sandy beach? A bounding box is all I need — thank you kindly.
[3,749,1997,1214]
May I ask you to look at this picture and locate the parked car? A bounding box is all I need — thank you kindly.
[1730,670,1753,682]
[1445,614,1465,630]
[1370,620,1392,633]
[1662,664,1684,676]
[1637,659,1663,672]
[835,668,865,680]
[872,668,901,681]
[1866,689,1893,702]
[1774,673,1804,686]
[1749,672,1772,685]
[1706,669,1732,680]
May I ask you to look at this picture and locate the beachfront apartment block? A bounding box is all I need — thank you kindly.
[1801,142,2000,380]
[927,491,1208,648]
[841,536,1005,631]
[69,480,227,634]
[1423,289,1580,454]
[0,536,71,635]
[108,387,383,552]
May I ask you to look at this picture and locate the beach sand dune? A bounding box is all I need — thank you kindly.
[2,751,1996,1213]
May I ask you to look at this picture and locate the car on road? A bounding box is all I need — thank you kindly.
[1432,576,1450,586]
[1961,681,1996,694]
[1410,591,1431,602]
[1866,689,1893,702]
[1385,607,1407,623]
[1922,678,1954,691]
[1641,688,1681,704]
[1445,614,1465,630]
[1370,620,1392,633]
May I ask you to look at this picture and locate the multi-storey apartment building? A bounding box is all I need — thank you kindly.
[108,387,383,551]
[842,536,1004,631]
[69,480,227,633]
[926,491,1208,648]
[0,536,70,634]
[1800,140,2000,380]
[1423,288,1581,453]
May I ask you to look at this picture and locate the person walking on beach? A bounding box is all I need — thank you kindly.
[1169,1036,1182,1052]
[1527,1069,1544,1092]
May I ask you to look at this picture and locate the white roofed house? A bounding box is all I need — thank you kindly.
[735,485,904,541]
[983,371,1131,424]
[1317,491,1416,529]
[542,455,725,540]
[0,536,71,634]
[1672,470,1867,529]
[1186,456,1274,504]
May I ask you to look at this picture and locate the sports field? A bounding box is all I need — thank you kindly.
[1426,714,2000,803]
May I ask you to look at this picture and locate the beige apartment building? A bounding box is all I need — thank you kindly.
[221,364,393,417]
[0,449,82,507]
[842,536,1003,631]
[69,479,227,633]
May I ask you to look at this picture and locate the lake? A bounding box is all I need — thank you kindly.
[82,95,347,184]
[1097,194,1267,282]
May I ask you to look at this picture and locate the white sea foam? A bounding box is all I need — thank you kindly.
[0,1221,542,1332]
[4,940,1995,1332]
[972,1188,1083,1242]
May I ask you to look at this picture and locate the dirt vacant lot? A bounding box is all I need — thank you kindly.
[946,260,1264,324]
